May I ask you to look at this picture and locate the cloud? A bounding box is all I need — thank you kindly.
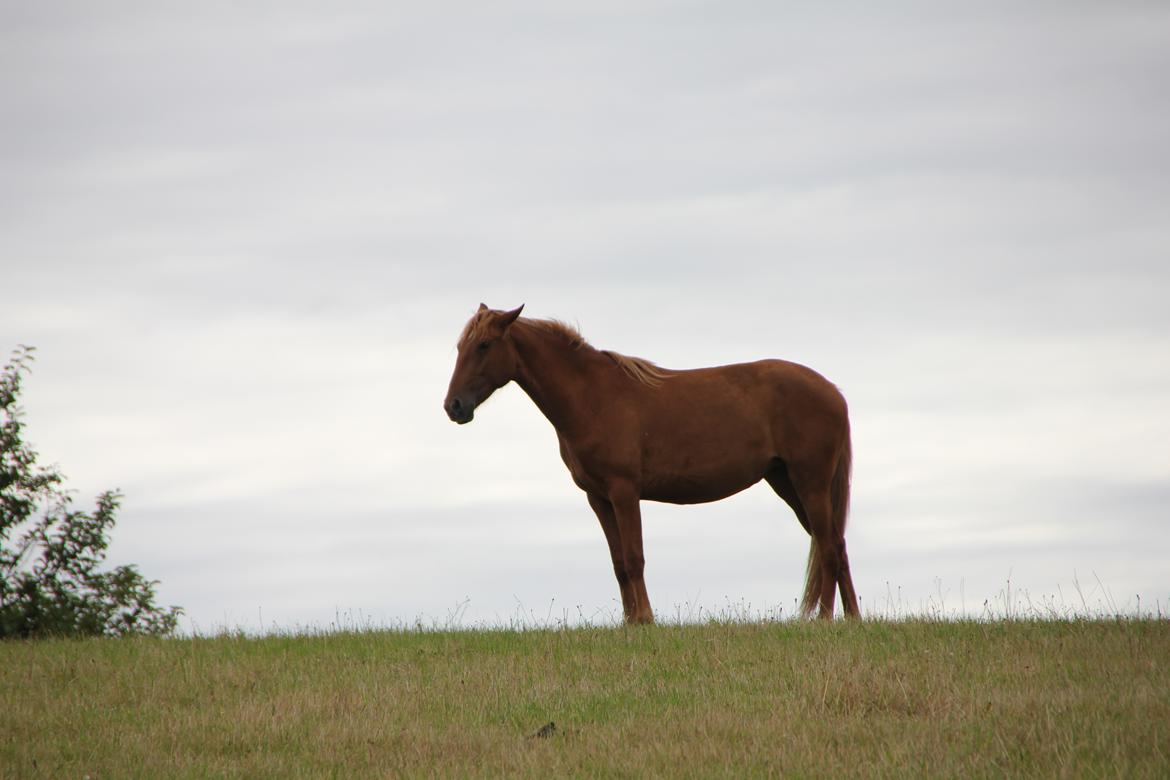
[3,4,1168,629]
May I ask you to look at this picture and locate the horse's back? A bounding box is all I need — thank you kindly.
[660,358,846,420]
[628,358,847,494]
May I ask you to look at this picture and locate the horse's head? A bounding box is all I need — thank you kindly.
[444,303,525,424]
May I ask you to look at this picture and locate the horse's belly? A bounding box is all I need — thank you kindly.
[640,466,763,505]
[637,413,773,504]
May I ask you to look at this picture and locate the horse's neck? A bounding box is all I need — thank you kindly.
[511,324,602,434]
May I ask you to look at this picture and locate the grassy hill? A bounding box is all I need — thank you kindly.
[2,619,1167,777]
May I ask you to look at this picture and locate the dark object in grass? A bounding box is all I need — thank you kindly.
[531,721,556,739]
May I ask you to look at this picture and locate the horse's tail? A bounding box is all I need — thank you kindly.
[831,421,853,541]
[800,539,821,617]
[800,422,852,617]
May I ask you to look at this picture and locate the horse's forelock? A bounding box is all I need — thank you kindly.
[457,309,494,347]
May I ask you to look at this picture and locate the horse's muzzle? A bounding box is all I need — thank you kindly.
[444,395,475,424]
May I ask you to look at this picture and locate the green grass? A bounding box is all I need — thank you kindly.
[2,619,1168,777]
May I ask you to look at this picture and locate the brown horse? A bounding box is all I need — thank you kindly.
[443,304,859,624]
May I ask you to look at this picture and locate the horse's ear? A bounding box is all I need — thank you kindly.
[501,304,524,329]
[478,302,489,312]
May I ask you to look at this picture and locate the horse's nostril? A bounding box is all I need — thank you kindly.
[451,398,463,412]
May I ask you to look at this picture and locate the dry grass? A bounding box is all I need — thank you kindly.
[2,619,1168,777]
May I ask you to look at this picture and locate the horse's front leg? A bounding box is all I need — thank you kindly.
[586,493,637,621]
[608,484,654,625]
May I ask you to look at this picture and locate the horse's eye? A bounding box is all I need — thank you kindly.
[477,341,490,354]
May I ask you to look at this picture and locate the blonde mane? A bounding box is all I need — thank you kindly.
[525,318,670,388]
[460,311,669,388]
[603,350,671,387]
[526,318,586,349]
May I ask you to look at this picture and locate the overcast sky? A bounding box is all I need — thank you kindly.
[3,3,1168,631]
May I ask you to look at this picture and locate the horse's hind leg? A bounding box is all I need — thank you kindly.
[798,488,839,619]
[836,539,860,617]
[787,471,857,619]
[764,461,810,534]
[808,495,860,619]
[766,462,827,616]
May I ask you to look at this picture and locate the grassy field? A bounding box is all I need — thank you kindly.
[2,619,1168,777]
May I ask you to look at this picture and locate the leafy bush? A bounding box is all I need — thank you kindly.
[1,346,180,638]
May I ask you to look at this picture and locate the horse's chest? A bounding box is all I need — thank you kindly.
[557,436,630,495]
